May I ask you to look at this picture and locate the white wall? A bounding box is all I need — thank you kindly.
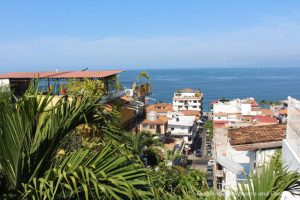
[282,139,300,173]
[255,149,277,166]
[168,125,191,135]
[173,92,202,111]
[213,100,241,114]
[241,103,252,115]
[283,97,300,172]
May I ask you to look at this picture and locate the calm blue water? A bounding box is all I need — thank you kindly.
[120,68,300,111]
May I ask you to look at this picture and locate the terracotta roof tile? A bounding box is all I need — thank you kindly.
[261,109,274,116]
[252,116,278,124]
[181,110,200,116]
[0,70,124,79]
[228,124,286,146]
[279,109,288,115]
[146,103,173,113]
[141,116,168,125]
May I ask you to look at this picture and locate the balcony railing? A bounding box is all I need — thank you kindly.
[100,89,126,103]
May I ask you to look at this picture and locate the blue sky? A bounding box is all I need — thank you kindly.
[1,0,300,71]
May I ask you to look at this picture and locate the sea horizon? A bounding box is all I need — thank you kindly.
[121,67,300,111]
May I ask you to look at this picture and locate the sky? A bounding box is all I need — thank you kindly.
[1,0,300,71]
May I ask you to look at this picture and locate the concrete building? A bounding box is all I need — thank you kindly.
[172,88,203,114]
[214,124,286,198]
[282,97,300,173]
[145,103,173,116]
[139,111,168,135]
[167,112,196,138]
[212,97,258,116]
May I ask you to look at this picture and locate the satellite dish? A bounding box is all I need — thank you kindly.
[125,89,133,97]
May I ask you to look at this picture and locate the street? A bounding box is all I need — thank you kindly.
[188,127,212,171]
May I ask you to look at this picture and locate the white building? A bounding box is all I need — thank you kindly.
[167,112,196,138]
[172,88,203,113]
[282,97,300,173]
[214,124,286,199]
[213,113,241,123]
[212,98,257,116]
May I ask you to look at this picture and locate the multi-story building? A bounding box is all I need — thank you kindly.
[172,88,203,115]
[214,124,286,199]
[139,111,168,135]
[212,98,256,116]
[282,97,300,173]
[167,112,197,139]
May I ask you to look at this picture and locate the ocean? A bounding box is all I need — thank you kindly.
[120,68,300,111]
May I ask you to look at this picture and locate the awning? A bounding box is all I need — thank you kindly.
[217,155,244,174]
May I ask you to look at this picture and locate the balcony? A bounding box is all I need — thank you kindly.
[215,169,224,177]
[100,89,126,103]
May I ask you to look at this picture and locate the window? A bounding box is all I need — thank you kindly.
[178,106,182,108]
[192,106,197,108]
[179,101,183,103]
[171,127,174,131]
[142,124,147,128]
[176,118,179,122]
[149,125,155,129]
[193,100,197,103]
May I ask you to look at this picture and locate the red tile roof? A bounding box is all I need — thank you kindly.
[0,70,124,79]
[252,116,278,124]
[181,110,200,116]
[279,109,288,115]
[260,109,274,116]
[228,124,286,147]
[141,116,168,125]
[146,103,173,113]
[0,71,68,79]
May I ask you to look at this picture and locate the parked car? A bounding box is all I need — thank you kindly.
[207,179,213,188]
[207,170,213,177]
[195,149,202,157]
[208,160,214,167]
[206,143,212,148]
[207,165,213,172]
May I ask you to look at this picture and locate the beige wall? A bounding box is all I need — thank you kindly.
[140,124,166,134]
[120,107,136,128]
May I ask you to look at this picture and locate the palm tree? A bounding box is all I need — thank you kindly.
[0,81,151,199]
[127,131,163,167]
[231,161,300,200]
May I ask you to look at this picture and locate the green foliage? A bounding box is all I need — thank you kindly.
[231,160,300,200]
[0,80,151,199]
[150,165,220,200]
[260,100,281,107]
[0,84,12,112]
[23,143,151,200]
[136,71,150,82]
[127,131,163,167]
[204,120,213,140]
[67,78,105,97]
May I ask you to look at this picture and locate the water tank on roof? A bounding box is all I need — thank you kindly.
[147,111,158,121]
